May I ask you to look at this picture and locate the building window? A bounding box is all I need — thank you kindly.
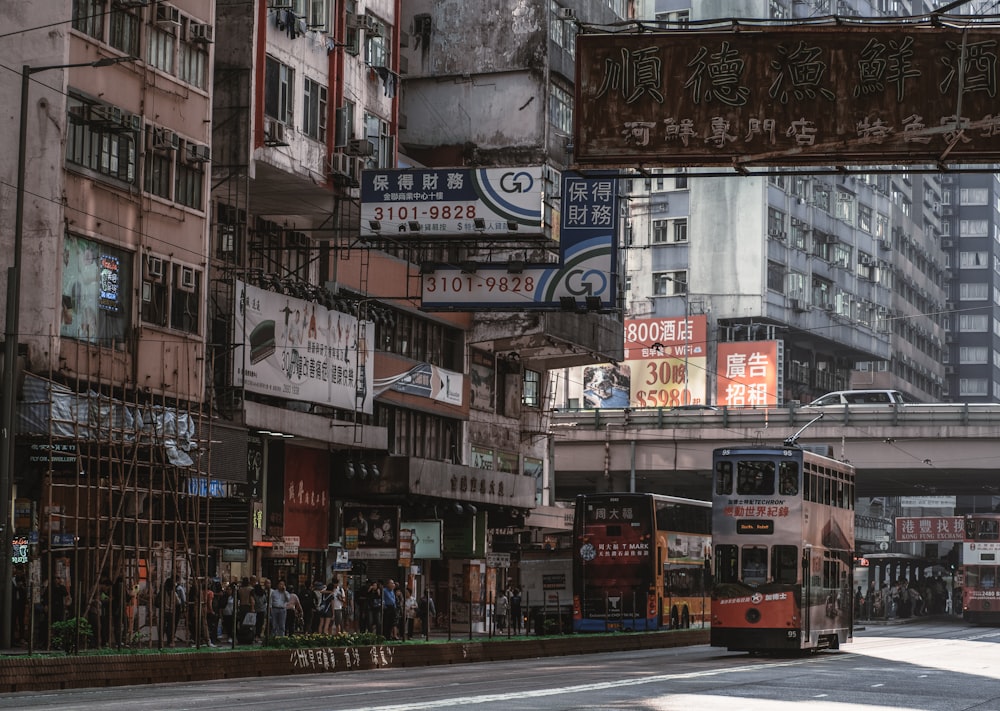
[147,26,176,74]
[303,77,328,142]
[960,282,989,300]
[767,261,785,293]
[61,233,132,347]
[960,188,989,205]
[178,32,208,89]
[960,251,989,268]
[66,98,138,186]
[141,257,201,335]
[673,218,688,242]
[960,346,989,363]
[960,378,989,396]
[293,0,330,30]
[364,15,390,68]
[858,204,872,233]
[344,0,360,54]
[175,157,204,210]
[364,112,394,169]
[835,190,855,224]
[675,170,688,189]
[144,148,173,199]
[767,207,785,238]
[522,369,541,408]
[265,56,294,124]
[549,83,573,135]
[959,219,989,237]
[110,5,141,57]
[72,0,105,41]
[959,313,989,331]
[653,271,687,296]
[652,220,669,244]
[169,263,200,333]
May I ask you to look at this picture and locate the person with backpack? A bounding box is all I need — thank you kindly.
[317,582,335,635]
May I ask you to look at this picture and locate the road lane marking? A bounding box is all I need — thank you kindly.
[354,659,814,710]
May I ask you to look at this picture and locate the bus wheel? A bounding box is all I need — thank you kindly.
[670,607,680,629]
[681,609,690,628]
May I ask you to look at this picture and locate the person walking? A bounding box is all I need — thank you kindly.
[253,578,269,641]
[418,590,436,637]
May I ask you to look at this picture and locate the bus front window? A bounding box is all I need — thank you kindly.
[742,546,769,585]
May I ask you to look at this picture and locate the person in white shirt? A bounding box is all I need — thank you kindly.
[269,580,291,637]
[332,577,346,634]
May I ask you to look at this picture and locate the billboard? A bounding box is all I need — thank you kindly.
[374,363,464,406]
[895,516,965,542]
[233,280,373,413]
[420,172,618,310]
[343,506,400,559]
[715,340,782,407]
[360,167,543,236]
[576,25,1000,167]
[567,315,708,408]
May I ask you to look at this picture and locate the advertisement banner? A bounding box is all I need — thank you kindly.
[282,447,329,550]
[374,363,464,406]
[233,280,373,413]
[567,315,708,408]
[400,520,443,559]
[343,506,400,559]
[716,340,781,407]
[361,167,543,236]
[420,172,617,310]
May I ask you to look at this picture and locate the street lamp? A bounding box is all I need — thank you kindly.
[660,273,690,402]
[0,55,133,650]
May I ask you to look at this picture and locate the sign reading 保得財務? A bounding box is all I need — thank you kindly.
[360,167,543,237]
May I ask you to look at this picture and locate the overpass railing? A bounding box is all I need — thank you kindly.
[550,403,1000,430]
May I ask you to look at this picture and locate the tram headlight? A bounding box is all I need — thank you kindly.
[745,608,761,624]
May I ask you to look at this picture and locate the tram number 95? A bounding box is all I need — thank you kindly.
[787,630,798,638]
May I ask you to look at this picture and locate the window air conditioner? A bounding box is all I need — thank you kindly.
[189,22,214,43]
[155,3,181,26]
[346,138,374,157]
[152,127,179,150]
[145,256,165,281]
[186,143,211,163]
[179,266,197,291]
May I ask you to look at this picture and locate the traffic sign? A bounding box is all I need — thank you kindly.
[487,552,510,568]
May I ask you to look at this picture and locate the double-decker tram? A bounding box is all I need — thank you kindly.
[572,493,711,632]
[711,443,855,653]
[960,513,1000,625]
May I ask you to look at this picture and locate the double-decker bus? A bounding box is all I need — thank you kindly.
[960,513,1000,625]
[572,492,711,632]
[711,444,855,653]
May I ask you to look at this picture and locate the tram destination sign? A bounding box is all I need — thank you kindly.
[575,24,1000,167]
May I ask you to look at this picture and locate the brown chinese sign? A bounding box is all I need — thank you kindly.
[576,25,1000,167]
[894,516,965,542]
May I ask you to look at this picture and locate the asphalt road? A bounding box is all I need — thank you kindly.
[3,617,998,711]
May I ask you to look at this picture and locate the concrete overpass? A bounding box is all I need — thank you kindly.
[550,405,1000,500]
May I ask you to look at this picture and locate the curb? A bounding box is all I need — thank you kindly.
[0,629,710,692]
